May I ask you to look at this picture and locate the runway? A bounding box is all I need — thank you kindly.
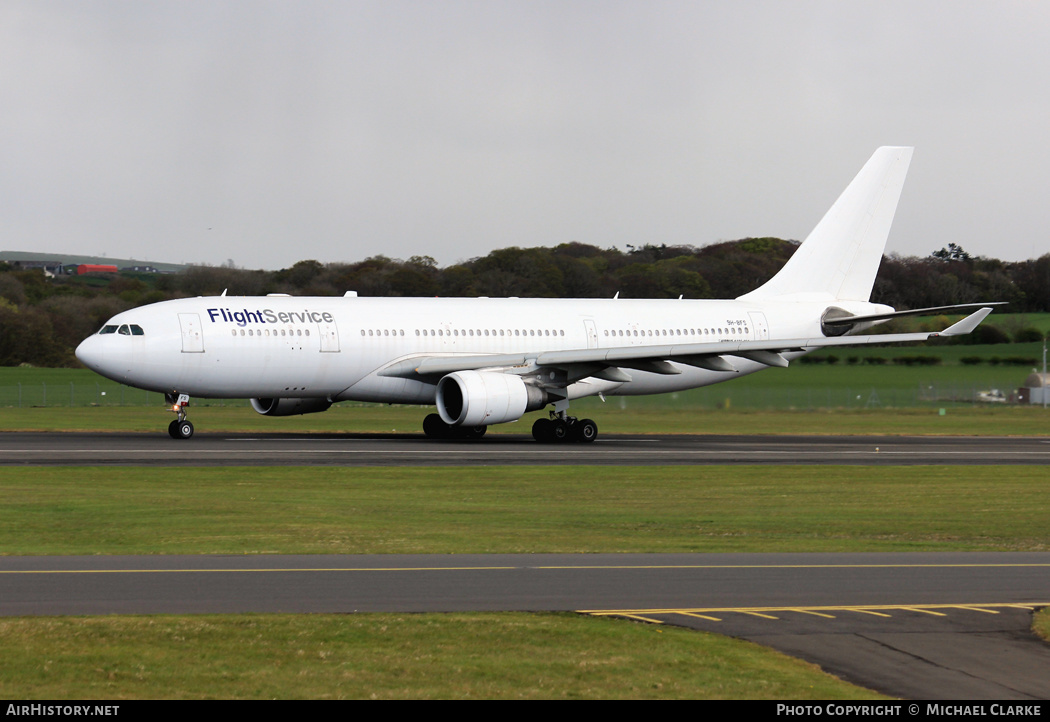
[2,552,1049,699]
[3,430,1050,466]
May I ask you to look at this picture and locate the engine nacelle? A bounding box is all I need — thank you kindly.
[436,371,547,426]
[250,397,333,417]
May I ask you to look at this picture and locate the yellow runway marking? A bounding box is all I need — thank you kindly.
[0,566,520,574]
[791,609,836,618]
[902,607,947,616]
[578,602,1049,618]
[4,562,1048,575]
[679,612,722,621]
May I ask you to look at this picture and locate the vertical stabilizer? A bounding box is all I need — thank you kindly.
[739,146,913,302]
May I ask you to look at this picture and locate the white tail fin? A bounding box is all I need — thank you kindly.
[739,146,913,302]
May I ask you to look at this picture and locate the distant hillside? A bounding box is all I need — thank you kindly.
[0,250,186,273]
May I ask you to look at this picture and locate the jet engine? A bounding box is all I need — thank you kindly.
[250,397,333,417]
[436,370,547,426]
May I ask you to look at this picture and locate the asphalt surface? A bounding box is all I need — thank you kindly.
[3,430,1049,699]
[4,430,1050,466]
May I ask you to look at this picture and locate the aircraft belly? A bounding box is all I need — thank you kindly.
[336,374,436,404]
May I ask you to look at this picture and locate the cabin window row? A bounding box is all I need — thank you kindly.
[604,327,749,337]
[357,329,568,338]
[231,328,309,337]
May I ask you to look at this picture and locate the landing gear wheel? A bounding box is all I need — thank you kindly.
[574,418,598,443]
[532,417,553,442]
[167,392,193,439]
[423,414,487,440]
[168,419,194,439]
[423,413,451,439]
[550,419,568,441]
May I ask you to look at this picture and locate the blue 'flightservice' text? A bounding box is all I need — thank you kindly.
[207,308,335,327]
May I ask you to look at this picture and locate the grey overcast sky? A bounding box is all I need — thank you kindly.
[2,0,1049,270]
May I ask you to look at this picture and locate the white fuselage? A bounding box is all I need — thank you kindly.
[74,294,881,406]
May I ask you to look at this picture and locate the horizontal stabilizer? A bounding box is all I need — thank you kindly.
[822,302,1008,327]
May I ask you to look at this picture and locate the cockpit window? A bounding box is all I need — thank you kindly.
[99,324,144,336]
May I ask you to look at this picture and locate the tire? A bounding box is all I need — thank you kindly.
[575,419,598,443]
[550,419,568,441]
[532,418,552,442]
[423,413,450,439]
[169,419,194,439]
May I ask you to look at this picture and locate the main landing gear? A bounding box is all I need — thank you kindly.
[422,413,488,440]
[166,393,194,439]
[532,413,597,444]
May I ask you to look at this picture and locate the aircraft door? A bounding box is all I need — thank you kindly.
[318,322,340,353]
[748,312,769,341]
[178,313,205,353]
[584,319,598,349]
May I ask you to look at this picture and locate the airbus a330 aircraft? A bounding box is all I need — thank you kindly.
[76,147,997,442]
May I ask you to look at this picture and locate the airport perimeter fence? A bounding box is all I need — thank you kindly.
[597,381,1026,411]
[0,379,1028,411]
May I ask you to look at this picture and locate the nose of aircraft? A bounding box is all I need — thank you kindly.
[75,334,106,375]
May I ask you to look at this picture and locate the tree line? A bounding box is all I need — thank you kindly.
[2,238,1047,367]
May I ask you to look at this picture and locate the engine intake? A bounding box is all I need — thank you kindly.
[250,397,333,417]
[436,371,547,426]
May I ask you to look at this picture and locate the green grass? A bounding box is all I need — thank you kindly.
[1035,608,1050,642]
[0,613,883,700]
[2,465,1047,555]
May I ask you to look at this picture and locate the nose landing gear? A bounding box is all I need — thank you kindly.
[166,393,194,439]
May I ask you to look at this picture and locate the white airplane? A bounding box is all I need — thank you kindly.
[76,147,998,442]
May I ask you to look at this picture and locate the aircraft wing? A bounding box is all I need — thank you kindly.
[378,307,994,381]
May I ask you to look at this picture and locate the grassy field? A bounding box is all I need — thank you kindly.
[2,465,1048,555]
[0,613,884,700]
